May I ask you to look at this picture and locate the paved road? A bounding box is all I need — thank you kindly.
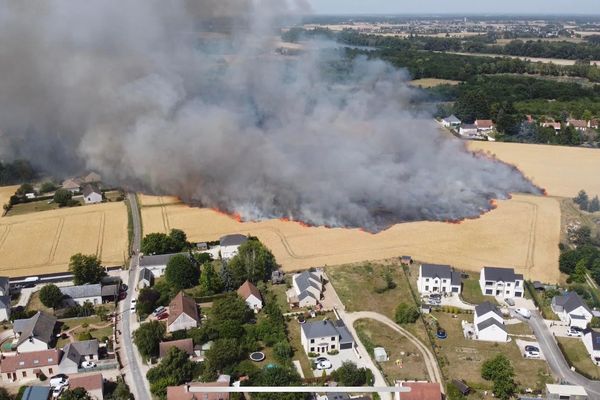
[528,311,600,397]
[120,193,151,400]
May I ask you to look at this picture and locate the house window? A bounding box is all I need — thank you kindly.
[443,279,447,283]
[22,372,26,377]
[515,281,521,287]
[485,281,494,286]
[485,289,493,295]
[33,360,39,364]
[506,283,511,287]
[310,347,314,352]
[331,337,335,341]
[48,368,53,374]
[425,286,429,291]
[331,345,336,349]
[425,278,429,282]
[310,339,314,344]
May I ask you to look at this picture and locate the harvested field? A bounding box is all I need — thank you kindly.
[0,202,128,277]
[469,141,600,198]
[410,78,461,88]
[140,193,561,282]
[0,185,18,211]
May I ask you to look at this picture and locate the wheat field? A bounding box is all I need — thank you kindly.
[140,193,561,282]
[0,185,19,209]
[0,200,128,277]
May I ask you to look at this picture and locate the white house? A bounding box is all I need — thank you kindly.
[287,270,323,308]
[459,123,479,138]
[583,331,600,366]
[13,311,57,353]
[546,384,588,400]
[167,292,200,333]
[474,302,507,342]
[62,178,82,194]
[479,266,524,298]
[59,339,99,374]
[82,184,102,204]
[220,234,248,260]
[0,276,9,296]
[552,292,593,329]
[138,252,191,278]
[60,284,103,306]
[300,319,354,355]
[137,267,154,290]
[237,280,263,312]
[475,119,494,132]
[442,115,461,128]
[0,296,10,322]
[417,264,461,295]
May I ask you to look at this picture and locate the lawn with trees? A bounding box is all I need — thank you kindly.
[69,253,106,285]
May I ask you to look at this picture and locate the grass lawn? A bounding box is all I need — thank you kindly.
[354,319,429,383]
[557,337,600,379]
[461,276,496,305]
[104,191,124,202]
[26,291,54,314]
[268,283,291,313]
[5,199,60,216]
[429,311,552,391]
[286,319,314,378]
[506,322,534,336]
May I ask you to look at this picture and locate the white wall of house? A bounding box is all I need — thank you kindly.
[566,306,593,329]
[221,245,241,260]
[476,324,507,342]
[16,338,49,353]
[417,271,461,295]
[138,279,151,290]
[479,274,524,298]
[583,333,600,365]
[298,296,318,308]
[63,296,102,307]
[474,311,504,326]
[84,192,103,204]
[146,265,167,278]
[168,313,198,333]
[301,331,340,354]
[0,307,9,322]
[244,294,263,312]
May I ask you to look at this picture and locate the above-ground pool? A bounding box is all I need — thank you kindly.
[249,352,265,362]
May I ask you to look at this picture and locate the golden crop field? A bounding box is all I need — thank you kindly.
[0,200,128,277]
[469,141,600,197]
[410,78,462,88]
[0,185,18,210]
[140,193,561,282]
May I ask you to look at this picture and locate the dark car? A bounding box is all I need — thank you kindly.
[120,284,128,292]
[436,328,447,339]
[157,312,169,321]
[524,345,539,352]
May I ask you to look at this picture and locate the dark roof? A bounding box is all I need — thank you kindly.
[101,284,119,297]
[482,266,519,282]
[61,284,102,299]
[159,338,194,358]
[301,320,354,344]
[219,234,248,247]
[477,318,507,333]
[138,267,154,282]
[62,340,99,365]
[452,379,471,395]
[556,292,592,314]
[13,311,57,346]
[139,252,190,267]
[0,276,9,290]
[82,184,101,197]
[22,386,52,400]
[443,115,461,123]
[587,331,600,351]
[461,124,477,130]
[0,295,10,308]
[334,320,353,344]
[295,270,321,293]
[475,301,502,319]
[421,264,461,286]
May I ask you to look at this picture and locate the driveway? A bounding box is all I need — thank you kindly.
[311,349,360,376]
[321,271,345,311]
[515,339,546,361]
[528,310,600,397]
[440,294,474,310]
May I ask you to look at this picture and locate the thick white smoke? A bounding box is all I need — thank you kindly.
[0,0,541,231]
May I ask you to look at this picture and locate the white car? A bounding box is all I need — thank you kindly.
[524,345,540,358]
[130,298,137,311]
[514,308,531,319]
[52,385,65,399]
[567,326,583,337]
[81,360,96,369]
[50,375,68,388]
[316,360,332,370]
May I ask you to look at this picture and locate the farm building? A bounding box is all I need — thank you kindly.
[479,266,524,298]
[62,178,82,193]
[60,284,102,306]
[138,252,192,278]
[546,384,588,400]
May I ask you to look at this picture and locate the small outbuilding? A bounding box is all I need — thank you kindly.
[373,347,388,362]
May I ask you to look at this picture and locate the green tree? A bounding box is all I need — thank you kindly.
[141,229,189,255]
[273,341,293,363]
[219,263,235,292]
[395,303,420,324]
[0,387,13,400]
[78,331,93,341]
[39,181,57,194]
[106,378,133,400]
[571,261,588,283]
[559,249,581,274]
[589,316,600,329]
[16,183,34,196]
[481,354,516,400]
[446,384,466,400]
[61,388,92,400]
[137,288,161,316]
[168,229,189,250]
[54,188,73,207]
[454,89,491,122]
[253,365,304,400]
[69,253,105,285]
[39,284,63,309]
[147,347,199,399]
[199,263,223,296]
[96,305,109,321]
[133,320,166,360]
[590,196,600,213]
[203,338,243,376]
[330,361,372,386]
[165,254,199,290]
[573,225,592,246]
[228,239,277,286]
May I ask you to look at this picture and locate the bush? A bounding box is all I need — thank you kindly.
[327,349,339,355]
[78,331,93,341]
[38,372,47,381]
[307,352,318,358]
[54,189,73,207]
[395,303,420,324]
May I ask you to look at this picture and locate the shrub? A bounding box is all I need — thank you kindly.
[327,349,339,355]
[307,352,318,358]
[78,331,93,341]
[395,303,420,324]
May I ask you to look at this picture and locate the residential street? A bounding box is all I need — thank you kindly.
[120,193,151,400]
[528,311,600,397]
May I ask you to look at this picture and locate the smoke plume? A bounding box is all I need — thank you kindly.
[0,0,541,232]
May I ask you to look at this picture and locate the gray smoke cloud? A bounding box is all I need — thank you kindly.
[0,0,541,231]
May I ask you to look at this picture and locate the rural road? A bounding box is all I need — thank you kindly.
[120,193,151,399]
[528,311,600,397]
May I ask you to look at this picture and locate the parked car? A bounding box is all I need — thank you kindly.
[81,361,96,369]
[52,386,65,399]
[119,291,127,301]
[436,328,447,339]
[153,306,166,316]
[514,308,531,319]
[120,284,128,292]
[567,326,583,337]
[505,298,515,307]
[130,298,137,311]
[316,360,332,370]
[316,357,329,363]
[50,374,68,388]
[524,345,540,358]
[157,312,169,321]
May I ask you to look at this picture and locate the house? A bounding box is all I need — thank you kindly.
[0,295,10,322]
[442,115,461,128]
[479,266,524,298]
[401,256,412,265]
[0,276,10,296]
[166,375,230,400]
[474,302,507,342]
[546,384,588,400]
[69,373,104,400]
[374,347,388,362]
[397,381,443,400]
[138,252,192,278]
[83,172,102,183]
[167,292,200,333]
[59,339,99,374]
[542,121,561,132]
[159,338,195,359]
[590,119,599,129]
[60,284,103,306]
[13,311,57,353]
[82,184,103,204]
[219,234,248,260]
[101,284,119,303]
[0,349,62,382]
[287,270,323,308]
[475,119,494,132]
[137,267,154,289]
[417,264,461,295]
[583,330,600,366]
[568,119,588,131]
[300,319,354,354]
[271,270,285,284]
[459,124,479,138]
[237,280,263,312]
[62,178,82,194]
[552,292,593,329]
[21,386,52,400]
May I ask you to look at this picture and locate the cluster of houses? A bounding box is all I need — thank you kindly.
[61,172,103,204]
[441,115,496,140]
[540,118,600,133]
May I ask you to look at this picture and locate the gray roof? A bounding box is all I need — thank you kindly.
[61,284,102,299]
[554,292,591,314]
[477,318,507,333]
[62,339,99,364]
[139,267,154,282]
[139,252,190,267]
[219,234,248,247]
[0,295,10,308]
[482,266,520,283]
[301,320,354,344]
[588,331,600,351]
[0,276,9,290]
[13,311,57,346]
[461,124,477,130]
[295,271,321,293]
[101,284,119,297]
[22,386,51,400]
[475,301,502,319]
[334,320,353,344]
[82,184,101,197]
[421,264,461,286]
[443,115,461,123]
[298,291,317,301]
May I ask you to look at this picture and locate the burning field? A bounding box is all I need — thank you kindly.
[140,193,561,283]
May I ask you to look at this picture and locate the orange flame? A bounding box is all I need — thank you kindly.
[211,207,243,223]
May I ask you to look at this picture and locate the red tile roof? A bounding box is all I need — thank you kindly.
[475,119,494,129]
[0,349,62,373]
[400,382,442,400]
[159,338,194,358]
[168,292,199,326]
[68,373,104,392]
[569,119,588,128]
[236,280,262,301]
[167,381,229,400]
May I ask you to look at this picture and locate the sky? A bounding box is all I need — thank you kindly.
[307,0,599,15]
